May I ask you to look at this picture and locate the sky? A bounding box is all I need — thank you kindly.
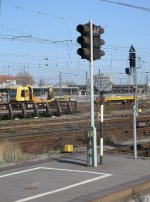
[0,0,150,85]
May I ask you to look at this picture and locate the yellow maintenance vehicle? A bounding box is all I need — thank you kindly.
[95,95,137,104]
[53,95,70,102]
[104,95,137,103]
[8,86,52,104]
[0,86,78,119]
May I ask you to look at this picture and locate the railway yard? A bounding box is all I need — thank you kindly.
[0,96,150,161]
[1,2,150,201]
[0,95,149,202]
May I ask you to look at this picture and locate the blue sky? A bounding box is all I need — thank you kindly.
[0,0,150,85]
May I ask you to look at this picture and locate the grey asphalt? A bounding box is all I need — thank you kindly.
[0,154,149,202]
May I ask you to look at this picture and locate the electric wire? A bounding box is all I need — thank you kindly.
[99,0,150,12]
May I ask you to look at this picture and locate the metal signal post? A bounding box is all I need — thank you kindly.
[126,45,137,160]
[76,21,105,167]
[130,46,138,160]
[89,21,97,167]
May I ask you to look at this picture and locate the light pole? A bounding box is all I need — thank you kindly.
[59,72,62,96]
[89,21,97,167]
[130,45,137,160]
[145,72,150,94]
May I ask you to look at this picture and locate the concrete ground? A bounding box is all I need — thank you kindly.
[0,153,149,202]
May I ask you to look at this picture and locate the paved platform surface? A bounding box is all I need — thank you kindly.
[0,154,149,202]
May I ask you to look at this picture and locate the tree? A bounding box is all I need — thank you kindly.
[54,80,77,86]
[16,70,35,86]
[63,80,77,86]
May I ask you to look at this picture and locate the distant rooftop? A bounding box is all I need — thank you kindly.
[0,75,16,82]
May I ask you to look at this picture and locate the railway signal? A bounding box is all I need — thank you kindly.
[76,22,105,61]
[125,67,131,75]
[76,23,90,60]
[129,45,136,68]
[125,46,136,75]
[76,21,105,167]
[93,24,105,60]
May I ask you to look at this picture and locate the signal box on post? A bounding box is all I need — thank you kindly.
[76,22,105,61]
[93,25,105,60]
[129,45,136,68]
[76,23,91,60]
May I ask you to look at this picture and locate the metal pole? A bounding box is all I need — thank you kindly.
[59,72,62,96]
[132,60,137,159]
[146,74,149,94]
[132,53,138,116]
[40,79,42,98]
[100,91,104,164]
[86,71,89,98]
[89,20,97,167]
[132,79,137,160]
[133,104,137,159]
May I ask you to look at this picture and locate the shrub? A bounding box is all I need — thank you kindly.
[0,141,32,164]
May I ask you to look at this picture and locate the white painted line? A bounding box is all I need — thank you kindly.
[13,174,112,202]
[40,166,110,175]
[0,166,113,202]
[0,167,41,178]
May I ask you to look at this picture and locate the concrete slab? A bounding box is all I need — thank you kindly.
[0,154,149,202]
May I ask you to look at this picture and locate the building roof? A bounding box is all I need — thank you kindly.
[0,75,16,82]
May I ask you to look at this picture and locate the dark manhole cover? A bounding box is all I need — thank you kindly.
[24,183,40,190]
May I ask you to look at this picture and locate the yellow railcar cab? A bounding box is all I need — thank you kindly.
[9,86,31,102]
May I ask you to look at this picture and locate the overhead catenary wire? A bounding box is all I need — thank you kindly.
[0,1,150,85]
[0,34,72,45]
[99,0,150,12]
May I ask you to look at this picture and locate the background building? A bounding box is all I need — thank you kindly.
[0,75,16,88]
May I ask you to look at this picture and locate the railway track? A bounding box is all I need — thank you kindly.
[0,113,150,155]
[105,142,150,157]
[0,99,149,156]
